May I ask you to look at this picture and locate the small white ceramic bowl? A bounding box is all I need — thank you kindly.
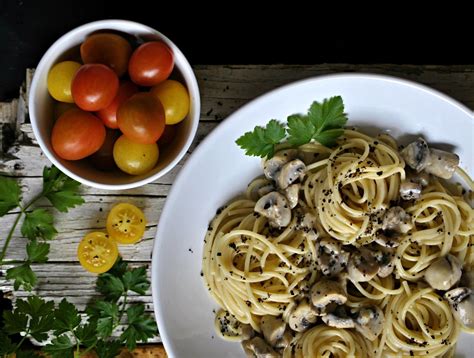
[29,20,200,190]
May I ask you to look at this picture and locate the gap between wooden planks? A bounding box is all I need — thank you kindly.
[0,64,473,346]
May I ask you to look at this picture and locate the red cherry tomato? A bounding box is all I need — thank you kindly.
[52,109,105,160]
[71,64,119,111]
[96,81,138,129]
[117,93,165,144]
[80,33,132,77]
[158,125,177,146]
[90,128,120,170]
[128,41,174,86]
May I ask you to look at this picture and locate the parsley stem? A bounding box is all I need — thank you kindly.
[0,211,23,265]
[80,341,97,357]
[0,192,44,265]
[14,330,29,352]
[118,291,128,324]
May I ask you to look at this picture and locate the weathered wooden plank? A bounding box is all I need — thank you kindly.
[0,65,473,348]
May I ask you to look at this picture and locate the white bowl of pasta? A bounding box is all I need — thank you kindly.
[152,74,473,358]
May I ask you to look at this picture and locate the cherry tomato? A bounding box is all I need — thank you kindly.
[54,102,77,119]
[80,33,132,77]
[96,81,138,129]
[113,135,159,175]
[106,203,147,244]
[150,80,190,125]
[71,64,119,111]
[77,232,118,273]
[90,129,120,170]
[117,93,165,144]
[158,125,177,146]
[128,41,174,86]
[51,109,106,160]
[47,61,81,103]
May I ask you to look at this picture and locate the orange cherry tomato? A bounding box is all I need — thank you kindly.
[117,92,165,144]
[80,33,132,77]
[128,41,174,86]
[71,64,119,111]
[96,81,138,129]
[158,125,177,146]
[51,109,105,160]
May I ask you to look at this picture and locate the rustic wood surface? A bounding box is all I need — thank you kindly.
[0,64,473,347]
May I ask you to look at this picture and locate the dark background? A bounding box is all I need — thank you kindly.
[0,0,472,100]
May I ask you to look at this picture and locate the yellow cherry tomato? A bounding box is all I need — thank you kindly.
[150,80,190,125]
[77,232,118,273]
[106,203,146,244]
[47,61,81,103]
[113,135,159,175]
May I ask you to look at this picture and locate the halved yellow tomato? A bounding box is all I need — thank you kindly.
[106,203,146,244]
[77,232,119,273]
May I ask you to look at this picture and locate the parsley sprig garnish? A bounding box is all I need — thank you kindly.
[1,258,157,357]
[0,166,84,291]
[236,96,348,157]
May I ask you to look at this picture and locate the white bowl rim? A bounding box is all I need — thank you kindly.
[151,72,473,357]
[29,19,201,190]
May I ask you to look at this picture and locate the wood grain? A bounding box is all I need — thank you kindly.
[0,65,473,345]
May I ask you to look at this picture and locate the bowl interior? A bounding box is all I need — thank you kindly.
[30,20,199,188]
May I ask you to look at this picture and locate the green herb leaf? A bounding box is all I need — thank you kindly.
[42,166,84,213]
[53,299,81,335]
[89,301,119,338]
[236,120,286,158]
[43,335,75,358]
[95,339,123,358]
[123,266,149,295]
[2,305,28,335]
[313,128,345,147]
[15,296,55,342]
[26,240,50,263]
[75,322,98,348]
[308,96,347,132]
[96,273,125,301]
[287,114,315,146]
[0,332,15,355]
[6,263,37,291]
[0,176,21,216]
[21,208,57,241]
[120,304,157,351]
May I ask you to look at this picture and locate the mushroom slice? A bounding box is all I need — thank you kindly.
[375,230,402,248]
[288,299,318,332]
[310,279,347,313]
[424,254,462,290]
[353,305,384,340]
[296,210,317,230]
[263,149,298,181]
[260,315,286,347]
[315,237,350,276]
[399,181,422,200]
[274,328,293,350]
[347,248,380,282]
[242,336,280,358]
[283,184,300,209]
[215,309,254,341]
[445,287,474,328]
[255,192,292,228]
[425,148,460,179]
[374,247,396,278]
[401,137,431,172]
[460,270,474,289]
[408,170,430,187]
[276,159,306,190]
[321,306,355,328]
[382,206,413,234]
[258,184,276,198]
